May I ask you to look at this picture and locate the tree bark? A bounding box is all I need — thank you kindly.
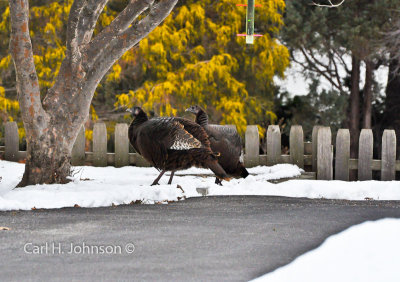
[383,58,400,153]
[9,0,178,187]
[362,60,373,129]
[17,134,73,187]
[349,55,361,158]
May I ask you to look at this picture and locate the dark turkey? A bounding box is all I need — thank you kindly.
[127,107,231,185]
[186,105,249,184]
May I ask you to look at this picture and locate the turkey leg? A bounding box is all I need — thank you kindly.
[168,171,175,185]
[151,170,166,186]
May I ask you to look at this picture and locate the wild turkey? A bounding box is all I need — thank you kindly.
[127,107,231,185]
[186,105,249,184]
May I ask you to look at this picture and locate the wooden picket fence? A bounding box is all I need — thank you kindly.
[0,122,399,181]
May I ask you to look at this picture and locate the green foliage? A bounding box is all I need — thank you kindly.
[283,0,399,60]
[279,0,399,138]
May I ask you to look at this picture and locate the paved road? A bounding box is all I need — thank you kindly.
[1,196,400,281]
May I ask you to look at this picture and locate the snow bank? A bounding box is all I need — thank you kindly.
[252,218,400,282]
[0,160,399,211]
[0,160,301,211]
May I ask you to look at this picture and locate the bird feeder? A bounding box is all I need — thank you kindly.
[236,0,263,44]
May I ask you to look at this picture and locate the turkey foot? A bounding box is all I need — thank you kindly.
[151,170,166,186]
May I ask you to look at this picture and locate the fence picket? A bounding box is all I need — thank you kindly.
[1,122,399,180]
[312,126,322,172]
[244,125,259,167]
[317,127,332,180]
[358,129,373,181]
[71,125,85,166]
[5,122,19,162]
[335,129,350,181]
[93,123,107,167]
[290,125,304,168]
[381,130,396,181]
[267,125,281,166]
[115,123,129,167]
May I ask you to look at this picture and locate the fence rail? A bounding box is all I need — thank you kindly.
[0,122,399,181]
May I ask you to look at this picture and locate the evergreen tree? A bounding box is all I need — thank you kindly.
[281,0,398,156]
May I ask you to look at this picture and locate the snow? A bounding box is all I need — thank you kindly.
[0,160,302,211]
[0,160,399,211]
[1,161,400,280]
[252,218,400,282]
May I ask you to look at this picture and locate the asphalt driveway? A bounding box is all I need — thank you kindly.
[1,196,400,281]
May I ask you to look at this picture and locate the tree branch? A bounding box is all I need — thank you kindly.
[76,0,109,47]
[66,0,87,65]
[43,0,108,113]
[84,0,155,70]
[84,0,178,95]
[332,48,351,74]
[296,48,343,92]
[330,53,344,93]
[123,0,177,45]
[307,48,344,92]
[311,0,345,8]
[306,49,333,74]
[9,0,47,131]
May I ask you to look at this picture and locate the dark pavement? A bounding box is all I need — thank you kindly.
[1,196,400,281]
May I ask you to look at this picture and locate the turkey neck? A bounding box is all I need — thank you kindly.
[195,109,208,127]
[130,111,148,127]
[129,111,148,140]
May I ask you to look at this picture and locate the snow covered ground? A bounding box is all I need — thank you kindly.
[0,160,399,211]
[1,161,400,281]
[252,218,400,282]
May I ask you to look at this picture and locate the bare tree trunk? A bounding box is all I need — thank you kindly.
[18,134,74,187]
[349,55,361,159]
[9,0,178,187]
[383,58,400,153]
[362,60,373,129]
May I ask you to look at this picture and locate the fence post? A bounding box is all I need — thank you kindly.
[317,127,332,180]
[133,154,151,167]
[267,125,281,166]
[244,125,259,167]
[93,123,107,167]
[381,130,396,181]
[358,129,373,181]
[5,122,19,162]
[335,129,350,181]
[312,126,322,172]
[290,125,304,168]
[71,125,85,166]
[115,123,129,167]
